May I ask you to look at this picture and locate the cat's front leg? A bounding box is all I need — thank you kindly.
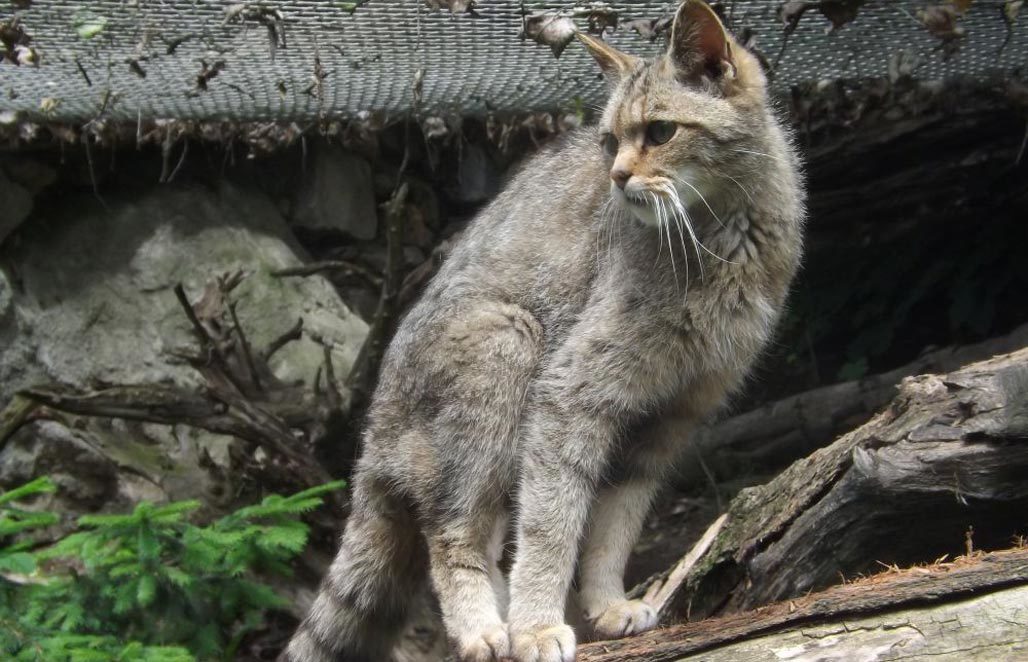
[506,406,618,662]
[578,414,692,640]
[578,478,662,640]
[506,300,689,660]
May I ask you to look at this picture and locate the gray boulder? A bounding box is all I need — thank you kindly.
[0,181,367,512]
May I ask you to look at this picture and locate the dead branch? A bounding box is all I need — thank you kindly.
[346,182,408,406]
[228,299,263,393]
[271,259,383,287]
[263,317,304,362]
[12,276,346,503]
[397,233,460,311]
[0,395,41,450]
[641,514,727,619]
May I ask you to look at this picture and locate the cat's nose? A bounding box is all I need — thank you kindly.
[610,167,631,189]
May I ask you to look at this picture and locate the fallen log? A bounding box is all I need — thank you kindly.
[582,548,1028,661]
[636,346,1028,624]
[677,322,1028,491]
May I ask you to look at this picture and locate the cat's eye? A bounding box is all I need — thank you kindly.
[644,121,678,146]
[601,133,619,157]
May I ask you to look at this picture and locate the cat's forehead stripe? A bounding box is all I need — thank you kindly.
[617,65,654,130]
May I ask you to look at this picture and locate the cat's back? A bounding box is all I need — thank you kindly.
[364,127,611,461]
[403,128,610,338]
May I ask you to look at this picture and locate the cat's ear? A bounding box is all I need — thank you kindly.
[577,32,640,80]
[668,0,736,82]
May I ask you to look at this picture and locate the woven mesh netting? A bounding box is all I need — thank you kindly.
[1,1,1026,123]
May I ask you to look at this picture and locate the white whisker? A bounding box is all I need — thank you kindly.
[662,182,736,266]
[720,172,755,204]
[606,201,616,262]
[732,148,785,163]
[672,215,691,294]
[657,193,680,289]
[673,193,706,280]
[660,185,724,278]
[648,191,666,267]
[664,187,692,290]
[673,175,727,230]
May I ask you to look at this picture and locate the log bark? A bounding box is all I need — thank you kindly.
[582,549,1028,661]
[635,346,1028,624]
[677,323,1028,491]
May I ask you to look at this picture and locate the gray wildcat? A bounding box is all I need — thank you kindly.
[282,1,804,660]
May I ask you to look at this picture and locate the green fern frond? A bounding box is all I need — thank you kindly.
[0,512,59,538]
[136,574,157,607]
[5,478,343,661]
[0,551,36,575]
[0,477,57,506]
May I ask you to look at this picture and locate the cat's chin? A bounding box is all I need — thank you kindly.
[628,203,660,227]
[612,190,660,227]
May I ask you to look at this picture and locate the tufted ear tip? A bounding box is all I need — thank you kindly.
[577,31,641,81]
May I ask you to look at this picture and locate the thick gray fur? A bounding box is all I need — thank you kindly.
[282,2,804,660]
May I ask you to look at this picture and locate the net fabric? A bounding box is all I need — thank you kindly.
[1,1,1025,123]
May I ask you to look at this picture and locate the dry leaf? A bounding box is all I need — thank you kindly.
[572,3,619,35]
[194,59,226,92]
[14,43,37,66]
[422,116,449,141]
[917,4,965,40]
[1004,0,1023,24]
[917,4,965,59]
[817,0,865,32]
[951,0,973,13]
[224,3,286,59]
[778,0,863,35]
[1,16,33,66]
[777,1,812,33]
[623,16,672,41]
[126,58,146,78]
[39,96,59,115]
[412,67,425,106]
[424,0,476,13]
[523,12,577,58]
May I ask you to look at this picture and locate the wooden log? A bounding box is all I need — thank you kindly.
[638,346,1028,624]
[677,323,1028,491]
[582,548,1028,661]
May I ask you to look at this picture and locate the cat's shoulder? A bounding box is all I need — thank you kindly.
[500,124,603,188]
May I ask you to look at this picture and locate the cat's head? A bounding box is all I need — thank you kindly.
[579,0,768,227]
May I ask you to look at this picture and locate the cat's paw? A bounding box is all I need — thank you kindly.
[457,623,511,662]
[590,599,657,639]
[510,624,575,662]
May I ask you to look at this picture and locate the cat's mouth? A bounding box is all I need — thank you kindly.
[613,187,660,226]
[611,183,648,207]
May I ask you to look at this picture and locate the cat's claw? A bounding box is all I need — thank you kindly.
[458,623,511,662]
[511,624,575,662]
[591,599,658,639]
